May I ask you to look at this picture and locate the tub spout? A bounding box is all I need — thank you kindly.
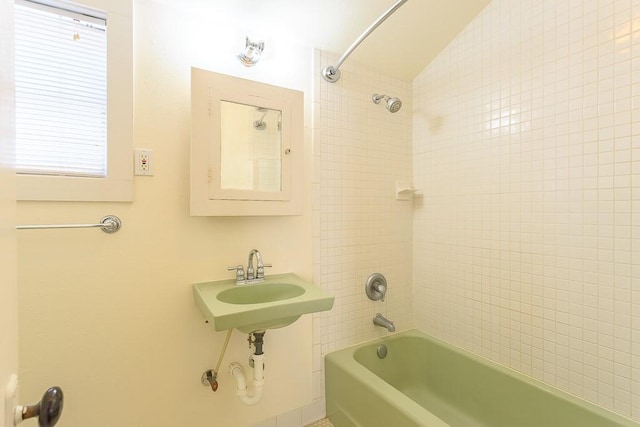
[373,313,395,332]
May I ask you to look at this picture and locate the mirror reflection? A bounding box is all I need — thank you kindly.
[220,101,282,193]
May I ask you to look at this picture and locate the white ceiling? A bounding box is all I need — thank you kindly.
[166,0,491,81]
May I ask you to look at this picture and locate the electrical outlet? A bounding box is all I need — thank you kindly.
[134,149,154,176]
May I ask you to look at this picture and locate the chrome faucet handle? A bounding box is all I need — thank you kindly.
[365,273,387,301]
[227,265,245,282]
[256,263,272,279]
[374,282,386,300]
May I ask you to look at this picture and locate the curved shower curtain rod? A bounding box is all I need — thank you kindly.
[322,0,409,83]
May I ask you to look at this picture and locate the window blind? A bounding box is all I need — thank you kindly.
[14,0,107,177]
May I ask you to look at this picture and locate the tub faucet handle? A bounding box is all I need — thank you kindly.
[365,273,388,301]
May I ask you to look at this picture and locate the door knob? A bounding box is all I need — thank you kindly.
[15,387,63,427]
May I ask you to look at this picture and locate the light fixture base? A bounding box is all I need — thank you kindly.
[238,37,264,67]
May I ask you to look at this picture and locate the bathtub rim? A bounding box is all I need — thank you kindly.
[325,329,449,426]
[325,328,639,427]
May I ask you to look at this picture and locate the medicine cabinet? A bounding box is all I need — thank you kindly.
[190,68,303,216]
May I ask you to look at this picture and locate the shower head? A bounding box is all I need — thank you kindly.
[253,108,268,130]
[372,94,402,113]
[387,97,402,113]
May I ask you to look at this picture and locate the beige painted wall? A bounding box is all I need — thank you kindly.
[1,1,17,426]
[16,1,315,426]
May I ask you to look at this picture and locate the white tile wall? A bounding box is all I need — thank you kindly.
[315,51,413,350]
[309,50,413,409]
[413,0,640,421]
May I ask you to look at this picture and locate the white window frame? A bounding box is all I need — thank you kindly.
[15,0,133,202]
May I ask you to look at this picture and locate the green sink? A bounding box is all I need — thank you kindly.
[217,283,306,304]
[193,273,334,333]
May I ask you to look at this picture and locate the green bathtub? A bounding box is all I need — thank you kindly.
[325,329,639,427]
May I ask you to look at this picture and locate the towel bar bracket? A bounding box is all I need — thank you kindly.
[99,215,121,233]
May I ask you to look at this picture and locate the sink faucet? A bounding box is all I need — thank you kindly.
[229,249,272,284]
[247,249,263,280]
[373,313,395,332]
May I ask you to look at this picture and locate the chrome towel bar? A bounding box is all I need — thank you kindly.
[17,215,122,234]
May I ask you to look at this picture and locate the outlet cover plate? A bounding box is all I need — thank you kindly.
[134,149,154,176]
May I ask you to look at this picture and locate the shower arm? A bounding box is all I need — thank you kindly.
[372,94,388,103]
[322,0,409,83]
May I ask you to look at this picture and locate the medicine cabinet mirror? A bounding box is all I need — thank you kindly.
[191,68,303,216]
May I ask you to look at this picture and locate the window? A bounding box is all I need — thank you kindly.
[15,1,107,177]
[14,0,132,201]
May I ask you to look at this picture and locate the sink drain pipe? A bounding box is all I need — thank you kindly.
[229,331,265,405]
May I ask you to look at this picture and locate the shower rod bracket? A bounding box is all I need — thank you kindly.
[321,66,341,83]
[321,0,408,83]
